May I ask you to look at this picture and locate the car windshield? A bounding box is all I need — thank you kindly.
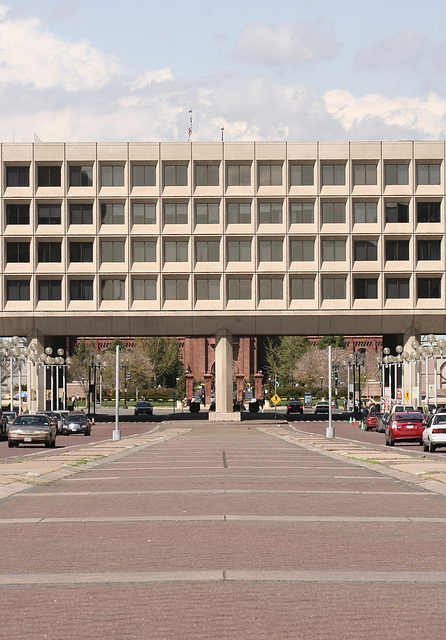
[66,414,86,423]
[136,402,151,407]
[432,415,446,424]
[14,416,48,426]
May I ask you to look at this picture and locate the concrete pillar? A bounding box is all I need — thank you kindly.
[209,328,241,421]
[27,333,45,412]
[403,329,421,407]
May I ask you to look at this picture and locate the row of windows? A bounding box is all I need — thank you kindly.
[4,238,444,265]
[2,200,444,227]
[5,276,442,302]
[3,161,446,190]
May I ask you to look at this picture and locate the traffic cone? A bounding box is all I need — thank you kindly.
[353,418,356,427]
[361,421,364,430]
[349,416,353,424]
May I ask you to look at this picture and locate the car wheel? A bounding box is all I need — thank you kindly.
[429,440,436,453]
[45,441,51,448]
[423,441,429,452]
[389,438,394,446]
[51,437,56,448]
[8,441,13,448]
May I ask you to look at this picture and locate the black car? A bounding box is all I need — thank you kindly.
[134,401,153,416]
[62,412,91,436]
[286,400,303,414]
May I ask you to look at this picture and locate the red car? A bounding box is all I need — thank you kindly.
[364,412,381,431]
[385,411,425,446]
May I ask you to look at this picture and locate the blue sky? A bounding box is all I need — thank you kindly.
[1,0,446,142]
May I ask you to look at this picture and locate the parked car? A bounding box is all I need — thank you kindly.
[3,411,17,426]
[134,401,153,416]
[422,413,446,452]
[41,411,59,430]
[364,412,382,431]
[53,411,65,434]
[385,411,425,446]
[62,412,91,436]
[8,414,56,448]
[376,412,389,433]
[287,400,303,414]
[315,401,330,414]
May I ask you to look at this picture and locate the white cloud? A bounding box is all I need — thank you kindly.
[323,89,446,138]
[131,69,174,90]
[0,4,121,91]
[355,29,429,72]
[234,20,340,65]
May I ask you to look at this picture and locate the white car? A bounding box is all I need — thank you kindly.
[422,413,446,452]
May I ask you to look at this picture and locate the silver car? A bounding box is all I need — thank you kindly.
[422,413,446,452]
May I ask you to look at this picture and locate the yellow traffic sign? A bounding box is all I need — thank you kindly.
[404,390,410,402]
[270,394,281,405]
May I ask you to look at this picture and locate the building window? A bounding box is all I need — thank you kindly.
[258,202,282,224]
[385,163,409,186]
[70,203,93,225]
[290,201,314,225]
[289,164,314,186]
[163,164,188,187]
[196,241,219,262]
[195,202,219,225]
[259,278,283,300]
[164,241,188,262]
[101,241,125,263]
[6,280,30,301]
[417,163,441,186]
[132,202,156,225]
[164,278,188,300]
[227,240,251,262]
[227,202,251,224]
[353,163,377,186]
[354,240,377,261]
[37,165,61,187]
[259,240,283,262]
[6,166,29,187]
[290,239,314,261]
[321,164,345,186]
[227,164,251,186]
[132,164,156,187]
[70,279,93,301]
[386,278,409,299]
[6,242,29,263]
[38,279,61,301]
[322,278,346,300]
[291,278,314,300]
[133,278,156,300]
[38,242,61,263]
[132,241,156,263]
[417,201,441,223]
[227,278,251,300]
[195,163,219,186]
[101,279,125,301]
[163,202,188,225]
[6,204,29,225]
[354,278,378,299]
[322,239,346,262]
[70,242,93,263]
[69,165,93,187]
[321,201,345,224]
[417,240,441,261]
[385,202,409,224]
[100,240,124,263]
[258,164,282,186]
[418,277,441,299]
[353,202,377,224]
[101,203,125,225]
[196,278,220,300]
[386,240,409,261]
[37,203,61,225]
[101,165,124,187]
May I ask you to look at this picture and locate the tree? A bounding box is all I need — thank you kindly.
[317,336,346,350]
[262,336,310,387]
[144,337,183,387]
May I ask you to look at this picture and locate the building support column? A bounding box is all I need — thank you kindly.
[403,329,420,406]
[209,328,241,421]
[27,333,45,412]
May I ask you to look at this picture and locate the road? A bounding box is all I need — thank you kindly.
[1,419,446,639]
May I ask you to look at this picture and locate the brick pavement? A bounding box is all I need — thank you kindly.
[1,420,446,639]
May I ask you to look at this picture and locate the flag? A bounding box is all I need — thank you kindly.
[188,110,192,141]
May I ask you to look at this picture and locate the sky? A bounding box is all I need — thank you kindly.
[1,0,446,143]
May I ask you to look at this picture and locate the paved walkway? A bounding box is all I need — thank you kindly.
[1,420,446,638]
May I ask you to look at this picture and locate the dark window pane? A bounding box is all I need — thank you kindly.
[70,280,93,301]
[6,204,29,225]
[69,165,93,187]
[6,166,29,187]
[70,203,93,225]
[37,166,61,187]
[38,242,61,263]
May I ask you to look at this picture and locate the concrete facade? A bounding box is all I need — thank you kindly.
[0,140,445,339]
